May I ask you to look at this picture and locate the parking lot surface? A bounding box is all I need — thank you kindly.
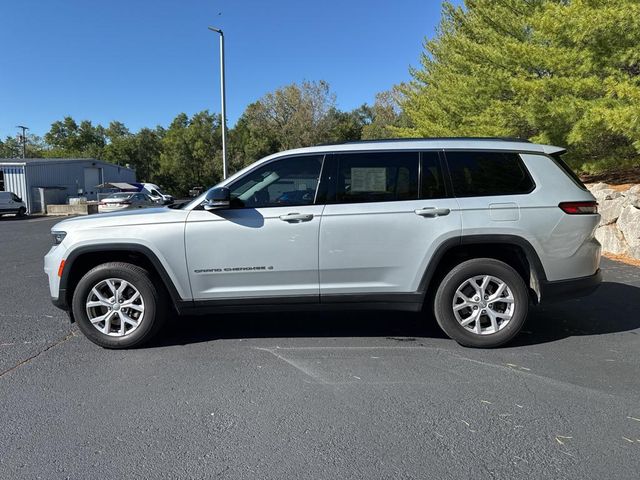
[1,216,639,479]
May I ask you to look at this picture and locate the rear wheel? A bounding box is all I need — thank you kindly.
[433,258,529,348]
[72,262,167,348]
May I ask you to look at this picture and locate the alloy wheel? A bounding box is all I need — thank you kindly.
[452,275,515,335]
[85,278,145,336]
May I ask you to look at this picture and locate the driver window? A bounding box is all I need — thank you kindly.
[228,155,323,208]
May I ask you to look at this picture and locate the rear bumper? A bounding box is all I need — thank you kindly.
[540,269,602,303]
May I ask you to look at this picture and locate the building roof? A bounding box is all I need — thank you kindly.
[0,158,135,171]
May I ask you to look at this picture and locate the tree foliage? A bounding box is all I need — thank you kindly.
[158,111,222,195]
[399,0,640,172]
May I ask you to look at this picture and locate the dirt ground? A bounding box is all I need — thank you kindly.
[580,167,640,186]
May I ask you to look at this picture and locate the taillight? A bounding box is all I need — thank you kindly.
[559,201,598,214]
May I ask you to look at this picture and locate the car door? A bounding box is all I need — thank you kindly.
[319,150,461,298]
[185,154,325,301]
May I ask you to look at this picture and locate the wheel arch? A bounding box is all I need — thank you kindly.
[59,244,184,315]
[419,235,547,304]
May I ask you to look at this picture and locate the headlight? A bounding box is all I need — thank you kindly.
[52,231,67,245]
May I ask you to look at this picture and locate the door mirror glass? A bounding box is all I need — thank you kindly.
[204,187,231,211]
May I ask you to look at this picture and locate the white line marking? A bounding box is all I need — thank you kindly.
[253,347,328,384]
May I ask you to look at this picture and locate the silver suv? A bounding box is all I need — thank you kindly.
[44,138,602,349]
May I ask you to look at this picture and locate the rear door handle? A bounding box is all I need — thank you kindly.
[414,207,451,217]
[279,212,314,223]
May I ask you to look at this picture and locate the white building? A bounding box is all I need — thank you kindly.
[0,158,136,214]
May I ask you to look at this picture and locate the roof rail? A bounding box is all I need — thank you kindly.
[316,137,532,147]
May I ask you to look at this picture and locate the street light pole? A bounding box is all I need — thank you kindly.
[16,125,29,159]
[208,26,228,180]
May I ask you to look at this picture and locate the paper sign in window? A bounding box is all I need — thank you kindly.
[351,168,387,192]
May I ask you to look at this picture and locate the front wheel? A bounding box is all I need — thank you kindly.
[433,258,529,348]
[71,262,167,348]
[17,207,26,217]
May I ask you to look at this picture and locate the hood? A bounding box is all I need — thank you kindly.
[52,207,189,232]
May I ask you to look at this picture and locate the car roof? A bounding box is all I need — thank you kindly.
[276,138,564,156]
[217,137,566,188]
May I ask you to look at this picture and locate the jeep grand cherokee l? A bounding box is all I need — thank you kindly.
[44,138,601,348]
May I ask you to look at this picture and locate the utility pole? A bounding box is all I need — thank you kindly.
[16,125,29,158]
[208,26,228,179]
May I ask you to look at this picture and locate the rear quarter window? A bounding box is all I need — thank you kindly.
[445,151,535,197]
[549,153,588,191]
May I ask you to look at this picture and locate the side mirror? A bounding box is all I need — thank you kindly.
[203,187,231,211]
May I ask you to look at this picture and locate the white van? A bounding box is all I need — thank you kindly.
[0,192,27,217]
[141,183,174,205]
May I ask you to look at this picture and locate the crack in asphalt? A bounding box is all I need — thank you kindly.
[0,330,75,379]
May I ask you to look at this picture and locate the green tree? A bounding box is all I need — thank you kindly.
[44,116,106,158]
[243,80,335,150]
[0,134,46,158]
[158,111,221,195]
[361,90,412,140]
[399,0,640,172]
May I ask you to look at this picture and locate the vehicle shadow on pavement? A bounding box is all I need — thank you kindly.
[148,281,640,348]
[149,310,446,348]
[510,281,640,347]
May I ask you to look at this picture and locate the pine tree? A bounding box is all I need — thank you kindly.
[399,0,640,172]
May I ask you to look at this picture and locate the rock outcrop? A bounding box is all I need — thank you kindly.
[587,183,640,259]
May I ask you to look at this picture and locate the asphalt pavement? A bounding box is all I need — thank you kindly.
[1,215,639,479]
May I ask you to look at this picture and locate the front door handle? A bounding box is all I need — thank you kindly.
[279,212,314,223]
[414,207,451,217]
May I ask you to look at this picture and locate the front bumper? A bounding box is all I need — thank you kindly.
[51,291,69,310]
[539,269,602,303]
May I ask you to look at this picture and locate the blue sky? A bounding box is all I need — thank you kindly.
[0,0,449,138]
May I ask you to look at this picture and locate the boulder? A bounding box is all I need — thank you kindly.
[592,188,617,202]
[627,193,640,209]
[595,225,629,255]
[628,184,640,195]
[617,205,640,252]
[598,196,627,225]
[588,182,610,192]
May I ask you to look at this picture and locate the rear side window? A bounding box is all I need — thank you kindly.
[334,152,419,204]
[445,151,535,197]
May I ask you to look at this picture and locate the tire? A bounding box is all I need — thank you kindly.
[433,258,529,348]
[17,207,26,217]
[71,262,167,348]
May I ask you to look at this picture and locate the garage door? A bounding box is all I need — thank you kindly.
[83,168,101,200]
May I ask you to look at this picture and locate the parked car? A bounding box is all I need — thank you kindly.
[189,186,205,198]
[141,183,174,205]
[0,191,27,217]
[45,138,602,349]
[98,192,157,213]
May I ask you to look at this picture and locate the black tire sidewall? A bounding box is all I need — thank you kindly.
[72,263,161,348]
[434,258,529,348]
